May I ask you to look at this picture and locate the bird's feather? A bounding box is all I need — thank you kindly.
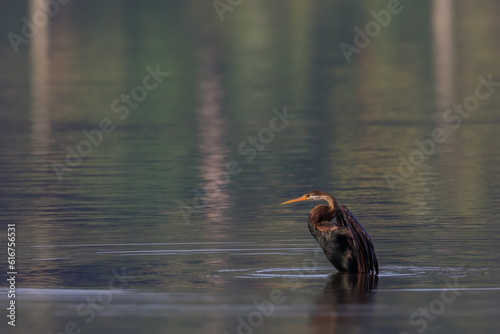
[340,206,379,275]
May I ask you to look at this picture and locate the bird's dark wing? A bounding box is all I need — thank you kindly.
[340,206,379,274]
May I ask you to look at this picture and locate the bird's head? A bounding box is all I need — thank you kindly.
[281,190,335,206]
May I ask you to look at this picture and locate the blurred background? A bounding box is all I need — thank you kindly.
[1,0,500,333]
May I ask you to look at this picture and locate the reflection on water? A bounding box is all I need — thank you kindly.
[30,0,51,158]
[310,274,377,334]
[433,0,455,112]
[2,263,499,333]
[198,36,231,226]
[1,0,500,333]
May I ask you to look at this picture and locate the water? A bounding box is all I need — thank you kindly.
[1,1,500,333]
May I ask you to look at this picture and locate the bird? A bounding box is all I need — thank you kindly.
[281,190,378,275]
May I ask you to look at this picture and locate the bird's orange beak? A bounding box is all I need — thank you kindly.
[281,195,309,205]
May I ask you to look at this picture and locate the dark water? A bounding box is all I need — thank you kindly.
[1,1,500,333]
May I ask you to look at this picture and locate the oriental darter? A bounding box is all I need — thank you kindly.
[281,191,378,275]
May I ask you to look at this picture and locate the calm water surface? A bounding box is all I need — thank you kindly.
[1,1,500,333]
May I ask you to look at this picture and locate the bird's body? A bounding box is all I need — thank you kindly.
[282,191,378,275]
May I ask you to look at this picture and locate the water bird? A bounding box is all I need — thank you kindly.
[281,191,378,275]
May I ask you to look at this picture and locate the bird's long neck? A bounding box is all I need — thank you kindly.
[322,195,338,212]
[309,195,339,223]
